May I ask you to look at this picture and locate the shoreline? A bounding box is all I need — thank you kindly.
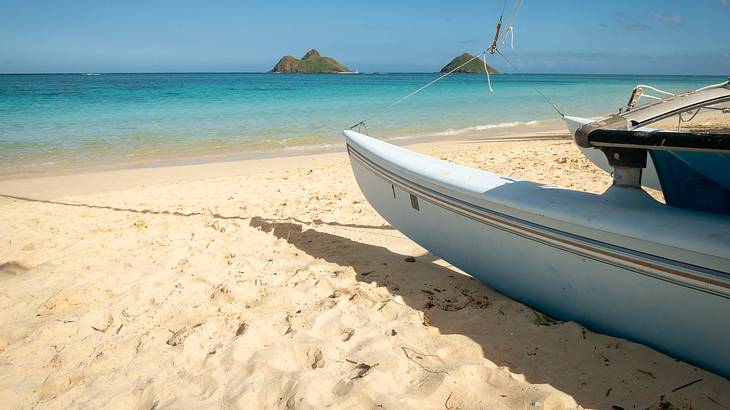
[0,120,566,181]
[0,125,570,200]
[6,103,728,200]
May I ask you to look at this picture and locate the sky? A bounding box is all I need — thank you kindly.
[1,0,729,75]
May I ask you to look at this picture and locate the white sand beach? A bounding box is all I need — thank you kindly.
[1,133,728,409]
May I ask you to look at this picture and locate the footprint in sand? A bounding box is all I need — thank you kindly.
[307,347,325,369]
[0,261,29,276]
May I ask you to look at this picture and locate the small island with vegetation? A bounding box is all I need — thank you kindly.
[440,53,499,74]
[271,49,353,73]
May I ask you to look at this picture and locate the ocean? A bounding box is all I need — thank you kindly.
[0,73,724,176]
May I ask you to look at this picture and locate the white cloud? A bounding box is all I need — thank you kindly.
[616,12,650,31]
[651,12,683,26]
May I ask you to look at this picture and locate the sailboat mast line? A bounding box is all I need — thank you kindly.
[347,0,528,131]
[496,49,565,118]
[348,52,488,130]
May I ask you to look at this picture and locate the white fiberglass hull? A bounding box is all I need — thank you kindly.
[343,129,730,377]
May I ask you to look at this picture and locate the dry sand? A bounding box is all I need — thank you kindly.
[0,135,728,409]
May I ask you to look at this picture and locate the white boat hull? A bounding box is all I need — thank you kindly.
[343,129,730,377]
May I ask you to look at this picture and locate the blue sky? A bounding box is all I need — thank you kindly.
[1,0,728,74]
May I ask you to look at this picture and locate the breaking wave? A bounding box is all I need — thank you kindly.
[395,120,542,140]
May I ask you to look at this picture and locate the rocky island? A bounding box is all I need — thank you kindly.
[271,49,352,73]
[440,53,499,74]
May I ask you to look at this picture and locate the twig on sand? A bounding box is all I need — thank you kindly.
[444,392,454,409]
[671,378,702,393]
[166,322,203,346]
[91,314,114,333]
[401,346,448,375]
[637,369,656,379]
[345,359,379,379]
[352,362,378,379]
[707,396,723,407]
[342,328,355,342]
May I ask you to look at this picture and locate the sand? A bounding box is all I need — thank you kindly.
[0,135,728,409]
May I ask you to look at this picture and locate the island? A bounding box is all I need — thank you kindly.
[271,49,352,73]
[440,53,499,74]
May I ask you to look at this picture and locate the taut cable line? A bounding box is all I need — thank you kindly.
[348,52,488,132]
[349,0,564,133]
[496,49,564,118]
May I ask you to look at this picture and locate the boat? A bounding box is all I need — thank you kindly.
[342,79,730,377]
[564,80,730,215]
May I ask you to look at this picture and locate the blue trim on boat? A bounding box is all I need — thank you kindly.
[347,144,730,298]
[650,150,730,215]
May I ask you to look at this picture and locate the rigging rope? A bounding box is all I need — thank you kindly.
[488,0,509,54]
[502,26,514,50]
[346,0,566,132]
[495,0,523,49]
[483,56,494,93]
[349,52,489,130]
[496,49,564,118]
[488,20,503,54]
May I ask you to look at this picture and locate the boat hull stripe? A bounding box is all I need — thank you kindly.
[347,144,730,297]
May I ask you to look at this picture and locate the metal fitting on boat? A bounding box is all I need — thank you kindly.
[601,147,646,188]
[612,166,643,187]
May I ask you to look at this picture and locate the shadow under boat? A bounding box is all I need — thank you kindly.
[249,215,728,407]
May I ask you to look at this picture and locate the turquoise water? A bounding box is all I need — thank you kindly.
[0,73,724,175]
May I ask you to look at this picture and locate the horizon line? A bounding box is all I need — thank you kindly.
[1,71,727,77]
